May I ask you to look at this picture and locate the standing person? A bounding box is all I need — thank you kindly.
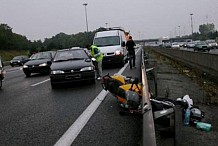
[126,36,136,69]
[86,44,103,80]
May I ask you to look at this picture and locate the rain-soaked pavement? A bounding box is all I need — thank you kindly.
[145,48,218,146]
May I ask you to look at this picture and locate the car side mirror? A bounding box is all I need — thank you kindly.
[85,58,91,62]
[122,41,125,47]
[47,61,52,65]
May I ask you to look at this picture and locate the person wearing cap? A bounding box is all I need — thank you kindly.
[86,44,103,80]
[126,36,136,69]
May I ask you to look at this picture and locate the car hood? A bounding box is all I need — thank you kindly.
[11,59,20,62]
[50,59,93,70]
[197,44,207,46]
[208,43,217,45]
[98,45,122,54]
[25,59,51,65]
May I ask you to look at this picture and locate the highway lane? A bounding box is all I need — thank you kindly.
[0,52,142,146]
[1,46,216,146]
[0,64,121,145]
[179,47,218,54]
[72,50,142,146]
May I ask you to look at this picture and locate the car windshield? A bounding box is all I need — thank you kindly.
[30,52,52,60]
[197,41,207,45]
[13,56,22,60]
[53,49,88,62]
[206,40,216,43]
[94,36,120,47]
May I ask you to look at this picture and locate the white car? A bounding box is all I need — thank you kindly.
[206,40,218,49]
[187,42,196,48]
[93,28,128,67]
[171,42,180,48]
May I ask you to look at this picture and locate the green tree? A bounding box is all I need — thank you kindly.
[199,23,215,35]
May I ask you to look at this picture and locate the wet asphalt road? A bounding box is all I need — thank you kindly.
[2,47,217,146]
[0,49,142,146]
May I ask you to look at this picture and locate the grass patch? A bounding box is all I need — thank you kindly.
[0,50,29,61]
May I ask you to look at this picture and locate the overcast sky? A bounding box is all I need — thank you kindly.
[0,0,217,41]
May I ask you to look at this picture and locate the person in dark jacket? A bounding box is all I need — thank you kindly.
[126,36,136,69]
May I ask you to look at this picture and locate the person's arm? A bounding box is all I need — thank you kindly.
[126,41,129,51]
[133,41,136,47]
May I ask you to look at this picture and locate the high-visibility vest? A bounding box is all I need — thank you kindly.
[90,45,103,62]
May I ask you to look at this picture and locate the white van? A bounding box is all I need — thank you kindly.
[93,29,128,67]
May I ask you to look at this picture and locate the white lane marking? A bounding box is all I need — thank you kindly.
[54,90,109,146]
[54,48,141,146]
[31,79,50,87]
[4,67,23,74]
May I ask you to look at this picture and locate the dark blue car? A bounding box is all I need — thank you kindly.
[10,55,30,67]
[23,51,56,77]
[49,47,96,89]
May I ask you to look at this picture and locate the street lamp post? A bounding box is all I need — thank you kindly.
[83,3,89,32]
[178,25,181,37]
[190,13,193,38]
[138,31,141,40]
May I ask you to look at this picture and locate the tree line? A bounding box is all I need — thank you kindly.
[0,23,217,53]
[0,23,107,54]
[192,23,218,41]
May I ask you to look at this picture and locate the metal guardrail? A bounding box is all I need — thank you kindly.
[150,47,218,82]
[141,49,157,146]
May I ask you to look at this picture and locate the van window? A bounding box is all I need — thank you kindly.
[94,36,120,47]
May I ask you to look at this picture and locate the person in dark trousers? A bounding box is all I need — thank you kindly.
[86,44,103,80]
[126,36,136,69]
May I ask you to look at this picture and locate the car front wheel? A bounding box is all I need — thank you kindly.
[90,78,95,84]
[51,81,58,89]
[24,72,31,77]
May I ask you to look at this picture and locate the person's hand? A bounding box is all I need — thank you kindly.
[91,58,96,62]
